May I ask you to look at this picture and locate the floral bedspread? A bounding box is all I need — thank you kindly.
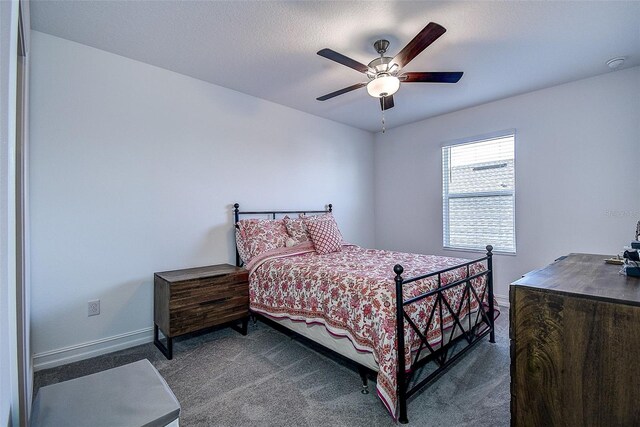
[248,243,493,418]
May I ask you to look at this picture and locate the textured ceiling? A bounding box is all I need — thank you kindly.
[30,1,640,132]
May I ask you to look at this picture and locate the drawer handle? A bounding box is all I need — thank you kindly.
[199,297,230,307]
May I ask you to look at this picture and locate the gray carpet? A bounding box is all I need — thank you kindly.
[34,312,510,426]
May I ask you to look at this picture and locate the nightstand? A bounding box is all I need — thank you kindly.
[153,264,249,359]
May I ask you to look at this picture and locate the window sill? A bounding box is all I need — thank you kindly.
[443,246,517,257]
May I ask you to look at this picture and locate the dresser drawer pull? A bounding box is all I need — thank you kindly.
[199,297,231,307]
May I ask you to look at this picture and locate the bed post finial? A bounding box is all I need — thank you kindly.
[394,264,404,276]
[233,203,240,224]
[486,244,493,255]
[328,203,333,213]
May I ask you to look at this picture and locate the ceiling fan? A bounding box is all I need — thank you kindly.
[316,22,463,111]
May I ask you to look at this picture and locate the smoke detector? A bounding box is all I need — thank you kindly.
[606,57,626,70]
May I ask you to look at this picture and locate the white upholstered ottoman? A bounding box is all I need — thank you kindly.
[31,359,180,427]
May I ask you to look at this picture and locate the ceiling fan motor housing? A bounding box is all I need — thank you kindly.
[368,40,398,80]
[367,57,396,78]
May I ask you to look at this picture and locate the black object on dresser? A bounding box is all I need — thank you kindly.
[154,264,249,359]
[510,253,640,426]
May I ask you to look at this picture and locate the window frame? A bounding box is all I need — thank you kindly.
[441,129,517,255]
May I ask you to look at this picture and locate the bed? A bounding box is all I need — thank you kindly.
[233,203,497,423]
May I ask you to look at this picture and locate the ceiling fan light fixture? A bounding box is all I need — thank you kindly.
[366,75,400,98]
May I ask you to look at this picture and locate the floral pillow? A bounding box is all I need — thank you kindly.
[283,216,309,244]
[236,218,289,262]
[303,214,343,254]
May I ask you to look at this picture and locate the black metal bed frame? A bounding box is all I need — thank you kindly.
[233,203,495,424]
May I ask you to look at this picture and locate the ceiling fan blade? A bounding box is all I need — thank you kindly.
[316,82,367,101]
[400,71,463,83]
[392,22,446,69]
[317,48,370,73]
[380,95,394,111]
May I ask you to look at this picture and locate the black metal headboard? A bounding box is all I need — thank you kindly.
[233,203,332,267]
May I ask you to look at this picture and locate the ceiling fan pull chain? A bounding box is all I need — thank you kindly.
[381,97,386,133]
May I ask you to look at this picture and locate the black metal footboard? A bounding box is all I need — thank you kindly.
[394,245,495,424]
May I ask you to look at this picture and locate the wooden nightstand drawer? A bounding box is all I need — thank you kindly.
[153,264,250,359]
[169,278,248,309]
[169,294,248,334]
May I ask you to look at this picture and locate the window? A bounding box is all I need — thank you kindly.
[442,131,516,253]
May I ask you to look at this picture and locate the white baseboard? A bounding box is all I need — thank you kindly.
[32,327,154,371]
[495,293,510,309]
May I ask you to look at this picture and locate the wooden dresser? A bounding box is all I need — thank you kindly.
[510,253,640,426]
[154,264,249,359]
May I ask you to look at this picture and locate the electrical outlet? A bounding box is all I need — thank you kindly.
[88,299,100,316]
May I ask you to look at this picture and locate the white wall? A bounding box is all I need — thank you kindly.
[375,66,640,300]
[1,0,19,425]
[29,31,375,368]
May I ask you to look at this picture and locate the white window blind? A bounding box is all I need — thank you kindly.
[442,132,516,253]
